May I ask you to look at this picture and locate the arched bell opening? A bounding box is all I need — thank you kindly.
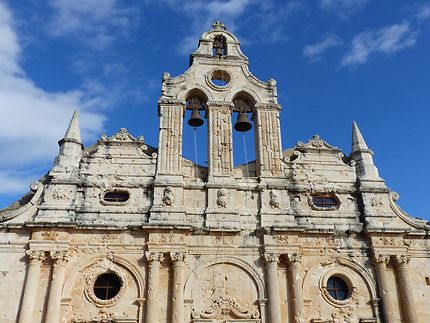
[183,89,208,174]
[212,34,227,57]
[232,92,256,176]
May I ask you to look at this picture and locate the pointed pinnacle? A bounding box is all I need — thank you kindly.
[64,110,81,143]
[352,121,369,153]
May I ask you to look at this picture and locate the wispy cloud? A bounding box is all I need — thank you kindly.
[0,2,108,194]
[341,21,417,67]
[319,0,368,19]
[304,34,343,62]
[150,0,300,54]
[47,0,138,50]
[416,3,430,21]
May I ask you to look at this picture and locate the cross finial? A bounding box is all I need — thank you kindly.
[212,21,226,30]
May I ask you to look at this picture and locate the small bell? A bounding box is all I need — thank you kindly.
[234,111,252,132]
[188,108,204,127]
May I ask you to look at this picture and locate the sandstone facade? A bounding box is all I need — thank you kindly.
[0,21,429,323]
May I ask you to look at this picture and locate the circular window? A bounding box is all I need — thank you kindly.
[208,70,231,89]
[93,273,122,300]
[327,276,349,301]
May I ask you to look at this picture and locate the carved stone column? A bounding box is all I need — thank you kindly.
[18,250,46,323]
[157,99,184,175]
[254,104,283,177]
[45,251,69,323]
[263,253,281,323]
[373,254,394,323]
[207,101,233,177]
[287,253,304,323]
[145,252,164,323]
[170,252,186,323]
[395,255,418,323]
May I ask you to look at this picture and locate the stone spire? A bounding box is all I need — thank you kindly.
[62,110,81,144]
[52,111,83,171]
[350,121,382,182]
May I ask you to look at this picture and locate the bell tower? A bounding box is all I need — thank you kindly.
[157,21,282,179]
[152,21,284,226]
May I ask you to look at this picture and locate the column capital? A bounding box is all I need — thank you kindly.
[374,254,391,265]
[263,252,279,264]
[26,250,46,263]
[145,251,164,263]
[50,250,69,266]
[286,252,302,264]
[170,252,186,263]
[395,254,411,265]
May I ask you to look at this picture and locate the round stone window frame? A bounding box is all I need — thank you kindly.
[319,268,358,308]
[206,69,232,91]
[84,265,128,307]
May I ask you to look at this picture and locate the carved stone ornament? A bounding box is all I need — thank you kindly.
[269,190,280,209]
[100,128,144,144]
[26,250,46,263]
[83,258,127,307]
[162,187,174,206]
[296,135,341,152]
[145,252,164,263]
[216,188,228,208]
[191,287,260,320]
[263,252,279,263]
[287,253,302,264]
[396,254,411,265]
[50,250,69,266]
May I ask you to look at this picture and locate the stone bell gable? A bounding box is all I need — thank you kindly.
[0,21,429,323]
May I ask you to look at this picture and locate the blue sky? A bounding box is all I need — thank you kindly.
[0,0,429,221]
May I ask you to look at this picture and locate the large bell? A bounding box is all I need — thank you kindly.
[188,108,204,127]
[234,111,252,132]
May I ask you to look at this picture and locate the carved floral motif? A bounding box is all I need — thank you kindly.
[26,250,46,262]
[191,287,260,320]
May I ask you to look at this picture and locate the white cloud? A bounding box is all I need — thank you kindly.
[341,21,416,67]
[304,34,343,61]
[0,2,108,195]
[416,3,430,21]
[320,0,368,19]
[47,0,137,49]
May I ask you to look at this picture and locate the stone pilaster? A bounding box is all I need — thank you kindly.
[18,250,46,323]
[395,255,418,323]
[170,252,186,323]
[373,254,394,323]
[157,99,184,175]
[207,101,233,177]
[263,253,281,323]
[254,104,283,177]
[287,253,304,323]
[145,252,164,323]
[45,251,69,323]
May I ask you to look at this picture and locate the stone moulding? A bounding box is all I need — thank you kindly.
[388,191,430,230]
[0,181,43,222]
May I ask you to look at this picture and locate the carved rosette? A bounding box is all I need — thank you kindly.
[83,258,127,307]
[216,188,228,208]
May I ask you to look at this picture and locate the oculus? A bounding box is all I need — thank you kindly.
[93,273,122,300]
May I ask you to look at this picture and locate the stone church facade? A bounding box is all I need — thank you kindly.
[0,22,429,323]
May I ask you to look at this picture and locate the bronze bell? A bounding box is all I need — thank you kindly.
[188,108,204,127]
[234,111,252,132]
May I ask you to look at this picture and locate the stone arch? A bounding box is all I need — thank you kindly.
[302,256,378,321]
[230,89,260,107]
[62,254,145,300]
[184,256,266,322]
[184,256,266,299]
[178,85,213,102]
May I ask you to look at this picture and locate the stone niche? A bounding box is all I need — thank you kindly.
[184,259,264,323]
